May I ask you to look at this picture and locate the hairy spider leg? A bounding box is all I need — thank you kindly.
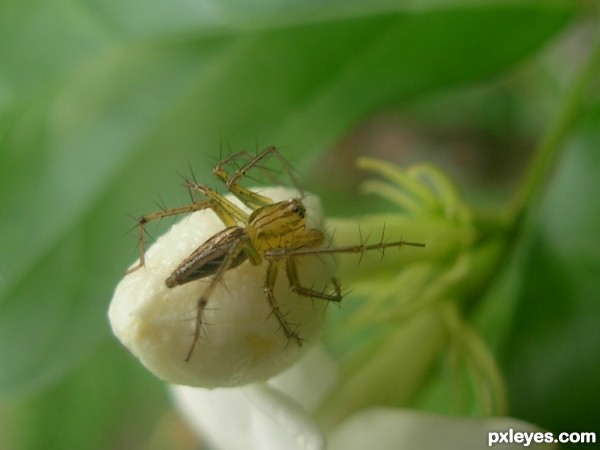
[261,237,424,313]
[265,237,425,259]
[214,146,302,209]
[284,256,342,302]
[130,148,301,274]
[128,185,251,273]
[264,260,303,345]
[261,229,343,347]
[184,183,250,224]
[182,232,254,362]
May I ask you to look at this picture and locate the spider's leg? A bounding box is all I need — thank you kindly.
[184,182,249,223]
[265,238,425,260]
[263,237,423,307]
[285,256,342,302]
[128,180,255,274]
[264,260,303,345]
[215,146,302,208]
[214,150,255,174]
[128,199,237,274]
[184,234,250,362]
[229,146,301,192]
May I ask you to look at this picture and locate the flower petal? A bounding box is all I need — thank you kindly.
[172,382,326,450]
[328,408,556,450]
[268,344,340,412]
[109,188,330,387]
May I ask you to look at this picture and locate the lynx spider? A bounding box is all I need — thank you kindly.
[128,146,424,361]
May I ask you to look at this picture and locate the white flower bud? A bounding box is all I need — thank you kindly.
[109,188,330,388]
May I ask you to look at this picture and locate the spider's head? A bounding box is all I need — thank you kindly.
[285,198,306,218]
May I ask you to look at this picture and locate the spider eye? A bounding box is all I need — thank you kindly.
[288,199,306,218]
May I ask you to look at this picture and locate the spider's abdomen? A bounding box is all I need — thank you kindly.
[165,226,248,287]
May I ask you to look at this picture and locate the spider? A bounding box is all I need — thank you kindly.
[128,146,424,361]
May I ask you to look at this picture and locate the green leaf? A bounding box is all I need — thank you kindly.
[3,340,169,450]
[500,129,600,436]
[0,1,575,397]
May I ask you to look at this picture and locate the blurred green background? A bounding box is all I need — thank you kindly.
[1,1,599,449]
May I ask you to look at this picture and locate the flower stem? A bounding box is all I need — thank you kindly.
[511,25,600,222]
